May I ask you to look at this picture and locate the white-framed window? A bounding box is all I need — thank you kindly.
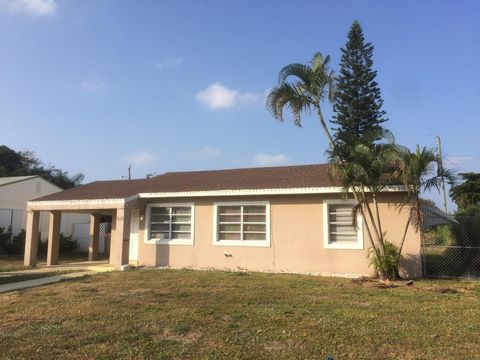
[323,200,363,249]
[213,201,271,247]
[145,203,194,245]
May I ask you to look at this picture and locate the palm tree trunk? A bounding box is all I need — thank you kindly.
[372,194,384,244]
[315,105,336,150]
[362,191,383,252]
[397,207,412,260]
[313,102,384,257]
[360,206,377,253]
[352,189,377,253]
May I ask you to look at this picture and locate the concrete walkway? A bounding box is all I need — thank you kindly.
[3,260,115,276]
[0,261,115,294]
[0,271,96,293]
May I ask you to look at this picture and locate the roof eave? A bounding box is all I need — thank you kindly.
[26,185,407,210]
[27,198,127,211]
[137,185,407,199]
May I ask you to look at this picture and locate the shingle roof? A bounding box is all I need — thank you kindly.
[33,164,335,202]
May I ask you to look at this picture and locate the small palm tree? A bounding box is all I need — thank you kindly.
[329,140,399,255]
[396,145,455,257]
[266,52,336,149]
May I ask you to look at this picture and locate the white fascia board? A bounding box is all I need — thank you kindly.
[137,185,406,199]
[125,194,140,203]
[27,198,126,211]
[25,185,407,210]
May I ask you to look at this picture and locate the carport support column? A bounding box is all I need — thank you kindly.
[47,211,62,266]
[24,210,40,266]
[89,213,101,261]
[110,207,130,269]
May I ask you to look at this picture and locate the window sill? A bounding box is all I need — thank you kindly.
[144,239,194,246]
[213,240,271,248]
[324,242,364,250]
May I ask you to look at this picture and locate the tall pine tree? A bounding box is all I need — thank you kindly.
[332,21,388,145]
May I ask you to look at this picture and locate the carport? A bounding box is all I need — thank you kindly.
[23,179,148,269]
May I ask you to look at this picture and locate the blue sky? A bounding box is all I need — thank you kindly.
[1,0,479,208]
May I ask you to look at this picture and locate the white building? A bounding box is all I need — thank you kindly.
[0,176,90,250]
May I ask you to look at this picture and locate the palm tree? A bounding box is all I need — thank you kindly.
[396,146,455,257]
[329,140,399,255]
[266,53,383,253]
[266,52,336,149]
[266,54,401,262]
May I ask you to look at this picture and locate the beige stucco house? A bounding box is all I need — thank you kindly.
[0,176,90,245]
[24,164,421,277]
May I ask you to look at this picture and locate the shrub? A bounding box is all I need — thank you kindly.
[0,227,13,254]
[4,229,25,255]
[59,234,78,254]
[38,238,48,256]
[369,241,401,280]
[423,225,454,246]
[37,233,78,256]
[452,208,480,247]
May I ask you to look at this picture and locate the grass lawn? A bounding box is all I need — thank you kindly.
[0,253,92,273]
[0,255,27,272]
[0,269,479,359]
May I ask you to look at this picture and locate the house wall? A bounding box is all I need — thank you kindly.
[0,178,58,235]
[135,193,421,278]
[0,178,90,245]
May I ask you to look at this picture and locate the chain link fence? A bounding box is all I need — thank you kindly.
[422,208,480,278]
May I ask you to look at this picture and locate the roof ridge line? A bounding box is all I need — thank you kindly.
[161,163,328,176]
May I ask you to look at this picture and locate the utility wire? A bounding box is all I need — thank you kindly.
[444,158,469,172]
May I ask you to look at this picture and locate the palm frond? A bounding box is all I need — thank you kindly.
[380,128,395,144]
[266,82,312,126]
[278,63,311,85]
[311,52,330,73]
[423,176,442,192]
[327,70,336,103]
[438,167,456,184]
[267,51,335,135]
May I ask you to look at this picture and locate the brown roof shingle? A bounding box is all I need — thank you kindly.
[33,164,335,202]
